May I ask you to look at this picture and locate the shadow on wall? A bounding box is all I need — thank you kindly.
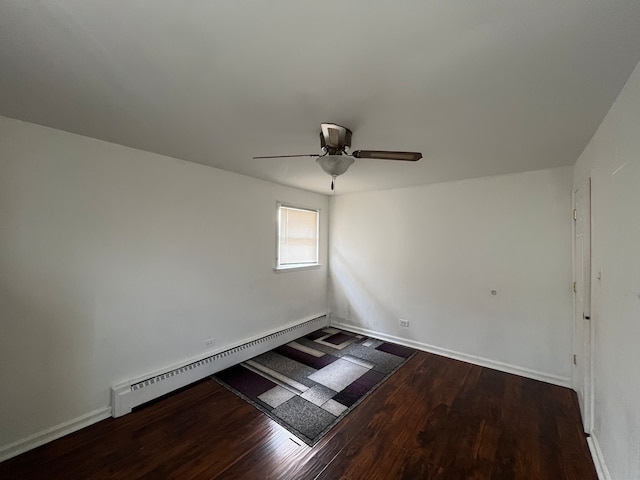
[0,275,95,446]
[329,246,401,337]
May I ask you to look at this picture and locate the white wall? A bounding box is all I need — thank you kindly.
[329,166,574,384]
[573,61,640,480]
[0,116,328,452]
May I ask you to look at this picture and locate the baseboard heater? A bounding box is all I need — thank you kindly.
[111,315,328,417]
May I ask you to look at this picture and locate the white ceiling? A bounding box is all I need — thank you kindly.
[1,1,640,195]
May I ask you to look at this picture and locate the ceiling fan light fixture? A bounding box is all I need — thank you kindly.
[254,123,422,191]
[316,155,354,177]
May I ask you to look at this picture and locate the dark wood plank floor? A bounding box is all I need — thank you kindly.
[0,352,597,479]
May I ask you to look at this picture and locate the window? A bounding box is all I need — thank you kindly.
[277,204,319,269]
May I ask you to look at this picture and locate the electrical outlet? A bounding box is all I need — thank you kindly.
[204,338,215,349]
[399,319,409,327]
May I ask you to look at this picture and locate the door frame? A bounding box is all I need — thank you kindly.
[572,177,594,433]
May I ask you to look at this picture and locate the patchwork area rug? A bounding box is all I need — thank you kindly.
[213,327,416,445]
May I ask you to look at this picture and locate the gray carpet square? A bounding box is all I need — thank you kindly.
[340,343,404,374]
[300,384,336,406]
[308,358,370,391]
[322,328,341,335]
[272,396,336,440]
[322,398,348,416]
[362,338,384,348]
[258,385,296,409]
[252,351,317,387]
[342,355,375,369]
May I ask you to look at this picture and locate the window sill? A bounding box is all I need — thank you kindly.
[274,264,322,273]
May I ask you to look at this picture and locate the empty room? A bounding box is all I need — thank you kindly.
[1,2,639,479]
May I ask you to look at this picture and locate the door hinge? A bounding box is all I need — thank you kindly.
[573,209,577,221]
[573,354,577,365]
[573,281,577,293]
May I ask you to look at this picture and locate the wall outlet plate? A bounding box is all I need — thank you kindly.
[204,338,215,349]
[399,319,409,327]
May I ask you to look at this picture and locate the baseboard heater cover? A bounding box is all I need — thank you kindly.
[111,315,328,417]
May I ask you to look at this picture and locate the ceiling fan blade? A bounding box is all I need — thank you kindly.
[252,154,320,159]
[351,150,422,161]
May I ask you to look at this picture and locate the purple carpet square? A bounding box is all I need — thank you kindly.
[324,332,354,345]
[375,342,415,358]
[306,330,327,341]
[274,345,338,369]
[332,381,370,407]
[354,369,386,389]
[215,364,276,400]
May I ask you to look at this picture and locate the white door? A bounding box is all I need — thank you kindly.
[573,179,592,431]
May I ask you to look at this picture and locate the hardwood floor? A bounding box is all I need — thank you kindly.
[0,352,597,479]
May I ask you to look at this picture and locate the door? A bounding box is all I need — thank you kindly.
[573,179,592,431]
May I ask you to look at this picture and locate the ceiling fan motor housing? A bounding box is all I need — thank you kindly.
[320,123,352,154]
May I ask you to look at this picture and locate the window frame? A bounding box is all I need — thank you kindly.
[275,202,321,272]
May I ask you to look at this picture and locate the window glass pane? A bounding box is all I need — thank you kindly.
[278,206,319,266]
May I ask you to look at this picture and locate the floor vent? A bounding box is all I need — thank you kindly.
[111,315,328,417]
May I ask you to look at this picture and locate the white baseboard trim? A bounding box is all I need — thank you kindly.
[111,313,329,417]
[332,320,572,389]
[0,407,112,463]
[587,434,612,480]
[2,313,329,463]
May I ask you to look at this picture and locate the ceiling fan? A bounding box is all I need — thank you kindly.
[253,123,422,191]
